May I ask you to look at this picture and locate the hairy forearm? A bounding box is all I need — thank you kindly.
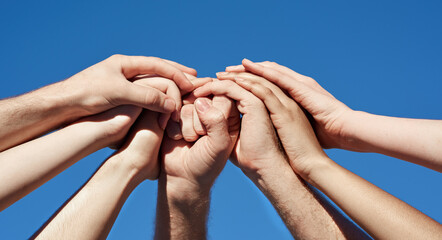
[248,160,369,239]
[155,175,210,240]
[0,80,86,151]
[0,116,108,211]
[308,158,442,240]
[34,154,143,240]
[343,111,442,171]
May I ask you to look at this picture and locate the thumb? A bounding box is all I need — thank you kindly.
[194,98,231,151]
[119,82,176,113]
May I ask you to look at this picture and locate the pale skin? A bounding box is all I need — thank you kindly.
[224,59,442,172]
[34,109,163,240]
[155,96,240,240]
[195,71,442,239]
[31,75,209,239]
[193,80,369,239]
[0,54,196,152]
[0,74,200,212]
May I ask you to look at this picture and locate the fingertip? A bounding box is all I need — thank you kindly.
[242,58,253,65]
[216,72,227,77]
[225,65,244,72]
[164,98,176,113]
[189,68,198,77]
[195,98,212,113]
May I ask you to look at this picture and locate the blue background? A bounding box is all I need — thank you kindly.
[0,0,441,239]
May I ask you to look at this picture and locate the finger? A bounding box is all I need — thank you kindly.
[193,80,265,115]
[166,120,183,140]
[257,61,333,97]
[216,72,292,104]
[119,83,176,113]
[241,59,315,101]
[225,65,246,72]
[181,77,213,96]
[194,98,231,150]
[180,104,199,142]
[164,59,198,76]
[115,55,194,92]
[193,106,206,135]
[134,77,182,121]
[235,78,286,118]
[212,95,232,120]
[182,77,214,104]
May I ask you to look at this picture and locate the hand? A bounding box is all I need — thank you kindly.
[193,80,288,177]
[223,59,354,150]
[195,74,330,180]
[63,54,196,119]
[160,96,240,195]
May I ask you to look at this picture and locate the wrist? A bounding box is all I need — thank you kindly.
[304,155,339,187]
[160,174,211,204]
[38,80,90,121]
[339,110,373,152]
[96,154,144,192]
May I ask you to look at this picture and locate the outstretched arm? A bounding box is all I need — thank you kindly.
[0,105,141,212]
[208,72,442,239]
[194,79,369,239]
[0,55,195,151]
[224,60,442,172]
[34,109,163,239]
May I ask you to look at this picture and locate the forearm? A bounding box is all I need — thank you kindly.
[248,160,369,239]
[0,116,108,211]
[34,153,143,240]
[343,111,442,171]
[308,158,442,240]
[0,80,86,151]
[155,175,210,240]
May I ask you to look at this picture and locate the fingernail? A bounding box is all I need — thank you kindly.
[243,58,252,64]
[195,98,211,112]
[164,99,176,112]
[216,72,227,77]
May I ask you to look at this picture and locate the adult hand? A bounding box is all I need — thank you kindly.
[64,54,196,118]
[192,80,287,177]
[160,96,240,192]
[223,59,353,150]
[195,74,329,180]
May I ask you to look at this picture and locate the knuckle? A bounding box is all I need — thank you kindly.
[208,110,226,124]
[146,90,162,106]
[181,105,194,117]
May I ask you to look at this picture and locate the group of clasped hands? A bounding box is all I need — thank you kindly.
[0,55,440,239]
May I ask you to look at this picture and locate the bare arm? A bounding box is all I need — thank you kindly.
[194,79,369,239]
[155,97,239,239]
[248,158,369,239]
[308,157,442,240]
[34,109,162,239]
[0,55,195,151]
[344,111,442,171]
[208,71,442,239]
[0,105,141,211]
[225,59,442,172]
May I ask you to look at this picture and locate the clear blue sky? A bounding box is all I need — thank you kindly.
[0,1,441,239]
